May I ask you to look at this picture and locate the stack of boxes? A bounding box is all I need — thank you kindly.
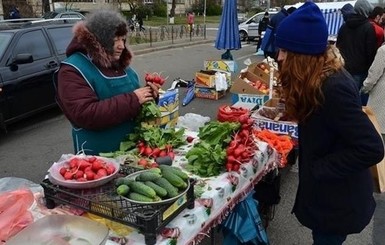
[143,89,179,128]
[230,62,279,108]
[194,60,236,100]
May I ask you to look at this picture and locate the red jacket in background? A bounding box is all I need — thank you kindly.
[369,19,384,48]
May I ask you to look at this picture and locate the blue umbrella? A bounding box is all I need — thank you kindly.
[215,0,241,60]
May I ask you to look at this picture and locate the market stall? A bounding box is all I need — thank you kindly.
[1,63,295,245]
[1,132,280,245]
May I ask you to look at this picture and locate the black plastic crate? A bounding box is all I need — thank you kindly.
[41,166,195,245]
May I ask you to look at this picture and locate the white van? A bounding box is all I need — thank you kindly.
[239,1,357,42]
[238,10,278,42]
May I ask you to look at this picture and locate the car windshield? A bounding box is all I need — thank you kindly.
[0,33,12,60]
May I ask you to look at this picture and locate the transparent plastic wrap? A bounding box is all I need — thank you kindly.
[176,113,210,132]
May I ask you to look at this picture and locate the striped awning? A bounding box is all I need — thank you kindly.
[321,8,344,36]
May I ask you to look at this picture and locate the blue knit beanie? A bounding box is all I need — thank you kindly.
[276,2,328,55]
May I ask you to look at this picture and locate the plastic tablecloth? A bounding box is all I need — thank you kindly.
[1,139,279,245]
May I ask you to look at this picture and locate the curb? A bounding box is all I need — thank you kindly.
[132,38,215,55]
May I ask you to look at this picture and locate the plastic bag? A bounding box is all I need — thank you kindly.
[0,188,35,243]
[176,113,211,132]
[215,72,228,91]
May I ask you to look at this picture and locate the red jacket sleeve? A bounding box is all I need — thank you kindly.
[57,64,142,130]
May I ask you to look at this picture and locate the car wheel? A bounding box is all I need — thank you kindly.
[239,31,248,42]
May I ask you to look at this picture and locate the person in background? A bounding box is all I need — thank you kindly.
[275,2,384,244]
[56,9,159,155]
[9,6,20,19]
[261,6,291,59]
[340,3,355,22]
[137,13,144,31]
[256,12,270,53]
[361,44,385,139]
[336,0,376,106]
[368,6,385,48]
[187,11,195,34]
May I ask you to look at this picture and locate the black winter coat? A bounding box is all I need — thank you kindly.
[336,14,377,75]
[293,69,384,235]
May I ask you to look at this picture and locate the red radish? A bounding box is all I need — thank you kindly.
[159,150,167,157]
[59,167,67,176]
[234,148,244,157]
[92,161,104,172]
[88,156,96,163]
[144,146,153,156]
[138,158,148,167]
[152,148,161,158]
[74,170,84,179]
[226,163,233,172]
[186,136,195,143]
[106,164,115,175]
[64,171,73,180]
[239,114,249,124]
[97,168,108,177]
[232,164,240,172]
[84,171,95,180]
[227,155,236,163]
[168,151,175,160]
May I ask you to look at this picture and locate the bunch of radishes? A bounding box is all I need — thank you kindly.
[137,141,175,160]
[59,156,116,182]
[225,114,257,172]
[145,72,167,86]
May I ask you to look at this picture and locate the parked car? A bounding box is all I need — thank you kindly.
[237,12,247,24]
[42,11,85,20]
[238,11,278,42]
[0,19,75,130]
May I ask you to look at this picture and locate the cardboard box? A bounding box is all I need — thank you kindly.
[230,70,270,106]
[143,89,179,128]
[195,70,217,87]
[142,110,179,129]
[195,85,226,100]
[251,99,298,140]
[158,89,179,116]
[247,62,279,83]
[231,93,269,107]
[230,70,269,95]
[204,60,236,73]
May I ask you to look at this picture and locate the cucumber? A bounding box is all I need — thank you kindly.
[136,171,161,182]
[128,192,154,202]
[116,184,130,196]
[128,181,156,198]
[148,167,161,174]
[144,181,167,197]
[159,165,189,181]
[154,177,179,198]
[162,171,187,189]
[115,177,133,186]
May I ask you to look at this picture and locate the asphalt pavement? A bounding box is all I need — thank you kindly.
[129,36,385,245]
